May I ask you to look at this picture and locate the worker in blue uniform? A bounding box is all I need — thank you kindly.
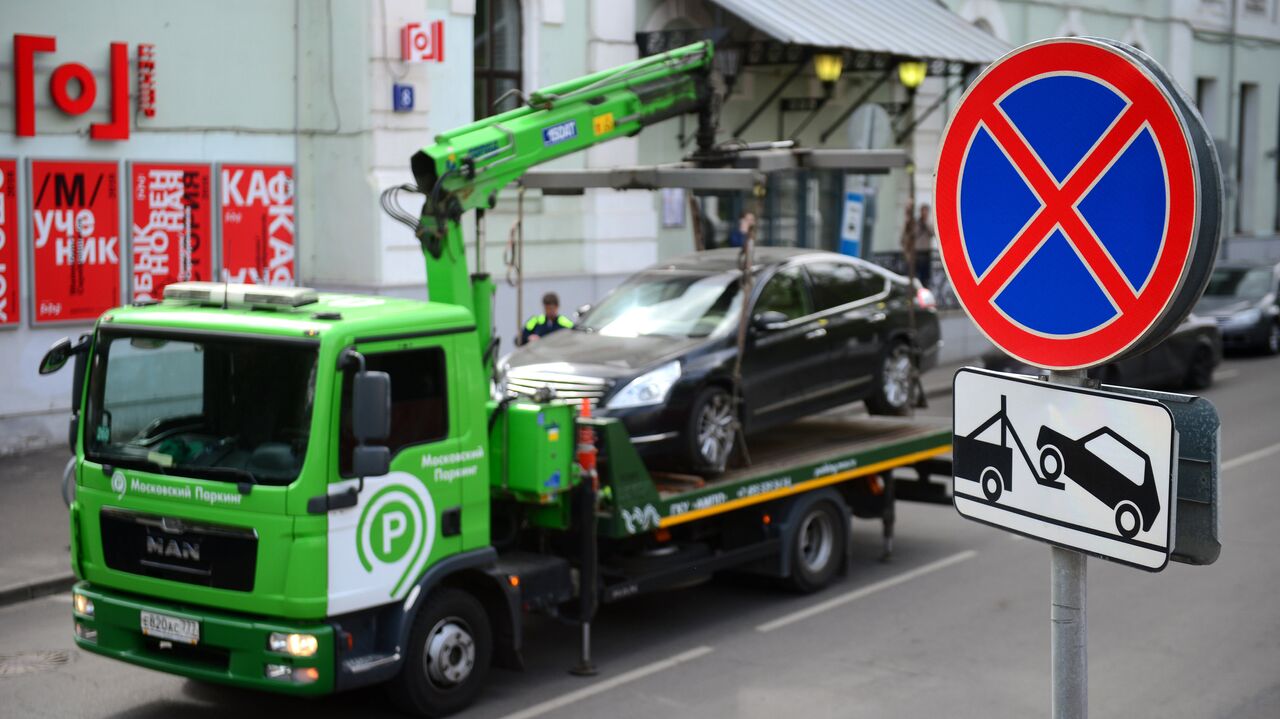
[521,291,574,344]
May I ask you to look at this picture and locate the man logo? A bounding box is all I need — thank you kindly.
[111,471,127,498]
[356,484,434,597]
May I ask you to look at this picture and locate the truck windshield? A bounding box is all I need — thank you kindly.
[84,330,319,486]
[579,271,743,338]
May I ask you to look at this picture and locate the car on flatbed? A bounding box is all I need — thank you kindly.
[500,248,941,473]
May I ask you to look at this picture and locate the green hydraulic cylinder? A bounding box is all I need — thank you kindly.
[471,271,495,377]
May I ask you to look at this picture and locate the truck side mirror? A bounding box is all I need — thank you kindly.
[39,337,73,375]
[352,370,391,443]
[352,445,391,478]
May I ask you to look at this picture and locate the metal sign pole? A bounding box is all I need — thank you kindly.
[1051,546,1087,718]
[1048,369,1089,718]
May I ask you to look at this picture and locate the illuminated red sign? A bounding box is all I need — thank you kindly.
[220,164,295,286]
[13,34,132,140]
[131,163,212,302]
[0,159,18,326]
[401,21,445,63]
[137,43,157,119]
[30,161,122,323]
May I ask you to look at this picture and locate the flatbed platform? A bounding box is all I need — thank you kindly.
[591,413,952,538]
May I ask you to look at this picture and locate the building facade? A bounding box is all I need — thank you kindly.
[3,0,1005,453]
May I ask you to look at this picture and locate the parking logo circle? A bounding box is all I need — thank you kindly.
[357,484,434,597]
[935,38,1217,369]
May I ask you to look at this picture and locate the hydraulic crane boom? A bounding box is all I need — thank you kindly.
[399,41,716,376]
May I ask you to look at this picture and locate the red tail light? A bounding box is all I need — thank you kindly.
[915,285,937,310]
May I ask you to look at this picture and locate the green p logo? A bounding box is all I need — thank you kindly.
[357,485,433,597]
[372,502,413,562]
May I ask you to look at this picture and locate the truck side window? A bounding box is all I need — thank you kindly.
[339,347,448,476]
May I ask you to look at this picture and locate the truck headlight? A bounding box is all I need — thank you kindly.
[607,361,680,409]
[73,591,94,618]
[269,632,318,657]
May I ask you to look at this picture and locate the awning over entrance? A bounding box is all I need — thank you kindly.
[709,0,1010,65]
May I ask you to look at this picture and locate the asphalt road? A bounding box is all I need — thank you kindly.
[2,354,1277,718]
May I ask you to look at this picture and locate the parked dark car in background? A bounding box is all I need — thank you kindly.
[1193,260,1280,354]
[981,314,1222,390]
[498,248,942,473]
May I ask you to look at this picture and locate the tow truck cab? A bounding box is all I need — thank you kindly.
[60,283,511,695]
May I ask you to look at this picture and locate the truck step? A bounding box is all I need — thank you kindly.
[342,652,399,675]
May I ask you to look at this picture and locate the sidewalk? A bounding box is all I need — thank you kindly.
[0,445,77,605]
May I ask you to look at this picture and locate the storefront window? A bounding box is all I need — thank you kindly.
[474,0,522,119]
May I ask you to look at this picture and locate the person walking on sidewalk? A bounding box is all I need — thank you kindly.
[521,292,574,344]
[901,199,935,289]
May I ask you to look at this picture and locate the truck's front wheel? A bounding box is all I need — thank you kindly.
[390,587,492,718]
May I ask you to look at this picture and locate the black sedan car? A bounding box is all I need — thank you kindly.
[1194,260,1280,354]
[981,314,1222,390]
[499,248,941,473]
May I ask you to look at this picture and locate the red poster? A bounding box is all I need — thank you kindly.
[220,164,295,286]
[0,160,18,326]
[130,163,213,302]
[30,160,121,323]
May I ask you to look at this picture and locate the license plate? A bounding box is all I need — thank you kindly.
[140,610,200,645]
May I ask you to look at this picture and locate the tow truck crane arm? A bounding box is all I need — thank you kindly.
[396,41,716,376]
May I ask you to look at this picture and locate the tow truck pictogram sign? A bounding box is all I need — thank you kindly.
[953,367,1176,571]
[935,38,1221,370]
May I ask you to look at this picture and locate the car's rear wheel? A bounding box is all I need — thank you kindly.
[686,386,736,474]
[866,340,916,416]
[1039,445,1064,482]
[1183,345,1216,390]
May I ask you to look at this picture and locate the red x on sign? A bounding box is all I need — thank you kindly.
[935,39,1206,370]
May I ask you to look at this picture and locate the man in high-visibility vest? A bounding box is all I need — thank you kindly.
[521,291,574,344]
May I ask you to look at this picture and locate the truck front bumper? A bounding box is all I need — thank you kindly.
[70,582,335,696]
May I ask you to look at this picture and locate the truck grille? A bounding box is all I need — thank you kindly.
[506,369,611,408]
[100,508,258,592]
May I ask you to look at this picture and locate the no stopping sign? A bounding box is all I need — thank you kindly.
[935,38,1222,369]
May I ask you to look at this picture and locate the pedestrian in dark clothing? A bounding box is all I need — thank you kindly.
[728,210,756,248]
[521,292,574,344]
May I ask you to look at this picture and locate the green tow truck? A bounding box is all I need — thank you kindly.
[41,42,952,716]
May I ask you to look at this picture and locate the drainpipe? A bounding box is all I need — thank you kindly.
[1224,0,1238,259]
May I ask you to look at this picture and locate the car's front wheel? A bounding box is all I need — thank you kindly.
[1265,321,1280,356]
[866,340,916,416]
[685,386,737,474]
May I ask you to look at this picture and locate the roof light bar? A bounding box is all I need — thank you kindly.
[163,282,319,309]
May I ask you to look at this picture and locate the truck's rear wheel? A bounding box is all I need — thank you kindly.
[980,467,1003,502]
[787,500,846,593]
[389,587,492,718]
